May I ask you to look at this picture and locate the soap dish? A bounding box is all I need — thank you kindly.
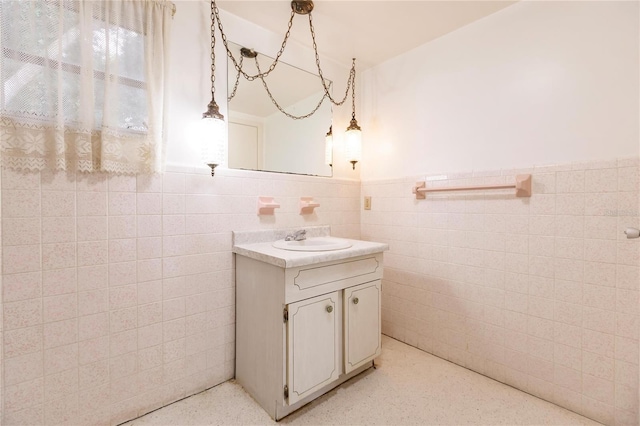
[299,197,320,215]
[257,196,280,215]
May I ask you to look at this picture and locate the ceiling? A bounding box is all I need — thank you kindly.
[217,1,517,70]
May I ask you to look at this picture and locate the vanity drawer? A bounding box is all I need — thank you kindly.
[284,253,383,303]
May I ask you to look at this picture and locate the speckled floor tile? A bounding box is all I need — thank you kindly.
[123,336,601,426]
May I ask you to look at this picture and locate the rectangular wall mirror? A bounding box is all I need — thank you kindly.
[226,42,333,177]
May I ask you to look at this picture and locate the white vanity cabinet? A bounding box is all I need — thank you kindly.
[233,239,386,421]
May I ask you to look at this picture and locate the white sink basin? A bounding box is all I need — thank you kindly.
[272,237,352,252]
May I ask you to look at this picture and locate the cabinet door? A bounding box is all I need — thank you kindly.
[344,280,381,374]
[286,291,340,405]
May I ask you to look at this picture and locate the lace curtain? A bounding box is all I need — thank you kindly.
[0,0,173,174]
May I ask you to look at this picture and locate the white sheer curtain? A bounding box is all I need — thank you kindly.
[0,0,173,174]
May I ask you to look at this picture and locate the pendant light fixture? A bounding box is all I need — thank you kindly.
[201,0,226,176]
[207,0,362,172]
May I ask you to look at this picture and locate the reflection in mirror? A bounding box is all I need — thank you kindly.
[226,42,333,177]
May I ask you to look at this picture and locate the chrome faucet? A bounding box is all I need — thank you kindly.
[285,229,307,241]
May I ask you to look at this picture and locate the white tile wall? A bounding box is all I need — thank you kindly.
[0,168,360,425]
[1,159,637,426]
[362,158,639,426]
[0,165,3,425]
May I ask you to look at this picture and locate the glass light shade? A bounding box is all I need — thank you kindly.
[345,120,362,168]
[200,115,226,168]
[324,128,333,166]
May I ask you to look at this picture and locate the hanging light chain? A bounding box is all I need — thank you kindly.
[212,0,358,119]
[213,0,295,81]
[227,55,243,102]
[351,58,357,120]
[308,13,355,107]
[204,0,223,120]
[248,10,357,118]
[209,0,216,101]
[255,58,330,120]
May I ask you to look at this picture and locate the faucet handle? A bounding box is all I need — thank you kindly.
[285,229,307,241]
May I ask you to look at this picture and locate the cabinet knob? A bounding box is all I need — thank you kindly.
[326,305,333,313]
[353,297,359,305]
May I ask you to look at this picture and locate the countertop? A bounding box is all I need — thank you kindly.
[232,237,389,268]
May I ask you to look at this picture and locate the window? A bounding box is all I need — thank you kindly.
[0,0,174,174]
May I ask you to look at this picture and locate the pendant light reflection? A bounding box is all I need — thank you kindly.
[324,126,333,167]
